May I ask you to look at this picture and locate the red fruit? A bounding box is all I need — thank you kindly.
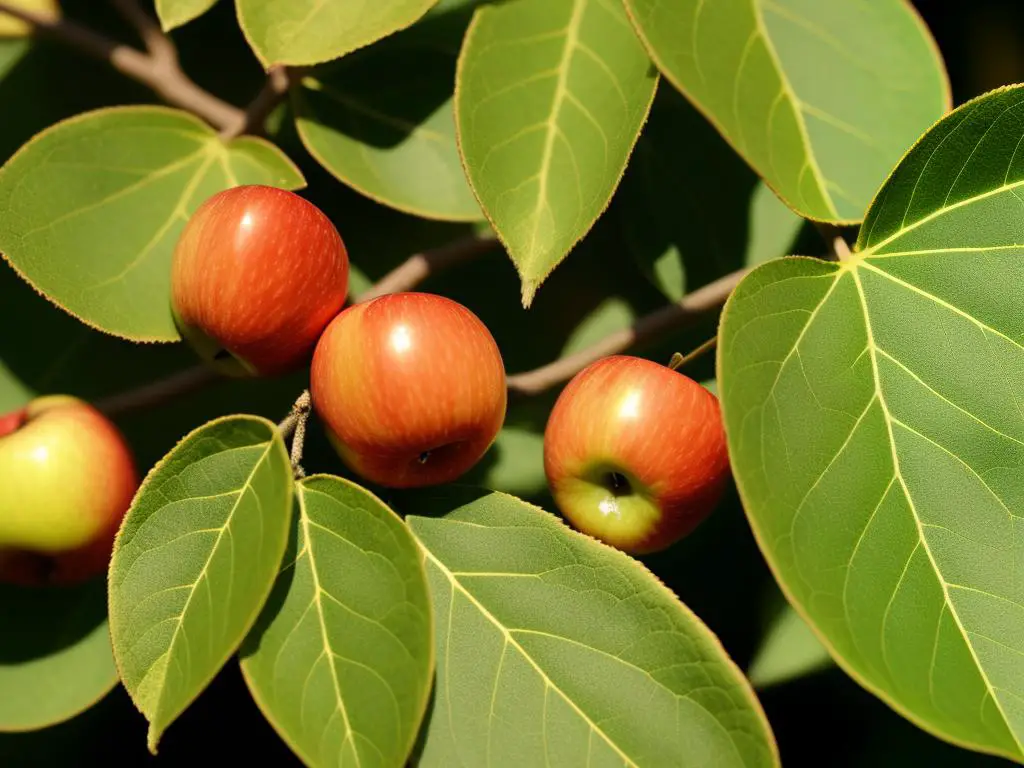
[171,185,349,376]
[0,396,139,586]
[543,355,730,554]
[311,293,507,488]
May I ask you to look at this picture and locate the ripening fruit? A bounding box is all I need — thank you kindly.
[0,396,138,585]
[543,355,730,554]
[311,292,507,488]
[171,185,349,377]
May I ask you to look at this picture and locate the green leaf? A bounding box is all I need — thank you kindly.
[0,581,117,731]
[240,475,433,768]
[293,34,482,221]
[456,0,658,306]
[108,415,294,752]
[236,0,439,68]
[155,0,219,30]
[407,489,779,767]
[619,87,803,302]
[622,0,950,222]
[462,425,548,498]
[718,85,1024,761]
[0,106,304,342]
[0,39,28,81]
[748,604,831,689]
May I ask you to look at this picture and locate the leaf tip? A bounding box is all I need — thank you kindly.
[146,726,161,755]
[520,280,538,308]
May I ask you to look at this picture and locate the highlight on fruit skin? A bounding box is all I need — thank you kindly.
[0,395,139,586]
[543,355,731,554]
[171,184,349,377]
[311,292,507,488]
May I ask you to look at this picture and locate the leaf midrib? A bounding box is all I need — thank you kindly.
[849,265,1023,755]
[295,485,361,767]
[523,0,587,272]
[420,546,640,768]
[147,437,277,729]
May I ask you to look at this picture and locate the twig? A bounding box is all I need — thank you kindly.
[95,365,221,417]
[109,0,176,65]
[220,65,297,140]
[355,235,501,302]
[0,1,243,131]
[506,268,746,396]
[813,221,853,262]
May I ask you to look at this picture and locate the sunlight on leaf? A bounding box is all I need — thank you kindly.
[241,475,433,768]
[407,489,779,767]
[108,415,294,752]
[456,0,657,306]
[0,107,304,342]
[719,85,1024,761]
[623,0,949,222]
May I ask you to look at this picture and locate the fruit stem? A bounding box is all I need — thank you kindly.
[668,336,718,372]
[277,390,312,478]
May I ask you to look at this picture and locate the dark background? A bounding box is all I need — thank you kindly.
[1,0,1022,765]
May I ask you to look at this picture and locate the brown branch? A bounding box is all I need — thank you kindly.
[94,364,221,417]
[0,1,243,131]
[220,64,298,140]
[109,0,177,65]
[355,235,501,302]
[506,268,747,396]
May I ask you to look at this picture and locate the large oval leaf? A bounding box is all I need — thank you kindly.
[719,86,1024,760]
[456,0,658,305]
[294,30,482,221]
[236,0,438,68]
[108,415,294,752]
[406,489,778,767]
[0,106,304,342]
[622,0,950,222]
[155,0,219,31]
[0,581,117,732]
[240,475,433,768]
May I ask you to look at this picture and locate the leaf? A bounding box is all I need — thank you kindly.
[718,85,1024,761]
[622,0,950,222]
[0,106,304,342]
[240,475,433,768]
[0,39,28,80]
[236,0,439,68]
[0,581,118,731]
[462,425,548,498]
[293,31,482,221]
[748,604,831,689]
[155,0,219,31]
[406,489,779,767]
[456,0,658,306]
[108,415,294,752]
[619,86,803,302]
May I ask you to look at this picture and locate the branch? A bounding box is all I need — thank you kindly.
[220,65,298,140]
[109,0,176,65]
[355,235,501,302]
[94,364,221,417]
[0,1,243,131]
[96,235,501,418]
[505,268,746,396]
